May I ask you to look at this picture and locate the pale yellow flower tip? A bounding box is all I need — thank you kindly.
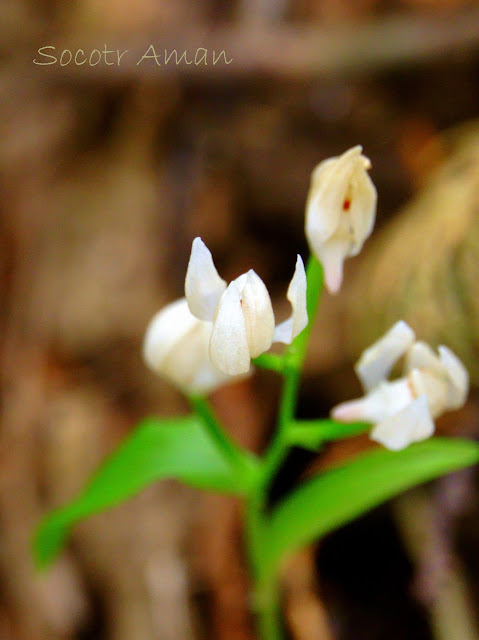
[305,146,377,294]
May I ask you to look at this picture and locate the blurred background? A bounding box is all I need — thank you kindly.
[1,0,479,638]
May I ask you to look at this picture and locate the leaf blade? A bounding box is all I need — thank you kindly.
[34,415,255,569]
[265,438,479,570]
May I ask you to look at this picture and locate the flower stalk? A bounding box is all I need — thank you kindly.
[242,256,324,640]
[188,256,324,640]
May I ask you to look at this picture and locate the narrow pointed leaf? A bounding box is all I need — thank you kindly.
[34,416,255,569]
[265,438,479,570]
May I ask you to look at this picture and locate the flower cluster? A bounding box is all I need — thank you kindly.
[143,238,307,391]
[185,238,308,375]
[143,145,469,451]
[332,321,469,450]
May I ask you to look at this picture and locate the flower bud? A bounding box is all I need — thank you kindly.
[209,270,275,375]
[143,298,238,393]
[305,146,377,294]
[185,238,308,376]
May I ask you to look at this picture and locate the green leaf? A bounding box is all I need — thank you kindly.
[34,415,256,569]
[287,419,370,450]
[264,438,479,570]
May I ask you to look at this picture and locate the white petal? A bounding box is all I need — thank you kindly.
[404,341,443,376]
[273,318,294,345]
[185,237,226,321]
[438,345,469,410]
[305,146,365,246]
[355,320,415,392]
[274,255,308,344]
[143,298,241,393]
[288,255,308,339]
[305,146,377,292]
[232,272,248,294]
[209,282,251,375]
[338,145,364,162]
[305,158,343,245]
[192,356,248,393]
[310,155,338,185]
[315,236,349,294]
[407,368,448,419]
[348,166,377,255]
[332,378,414,424]
[370,395,434,451]
[161,320,241,393]
[240,270,275,358]
[143,298,197,373]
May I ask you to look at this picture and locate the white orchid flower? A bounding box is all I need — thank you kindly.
[331,321,469,451]
[185,238,308,376]
[143,298,239,393]
[305,145,377,294]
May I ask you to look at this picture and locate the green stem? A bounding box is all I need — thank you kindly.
[245,497,283,640]
[189,395,250,473]
[261,256,324,489]
[246,256,324,640]
[260,368,299,487]
[255,574,282,640]
[194,258,324,640]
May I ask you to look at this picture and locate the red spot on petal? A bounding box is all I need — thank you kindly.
[343,199,351,211]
